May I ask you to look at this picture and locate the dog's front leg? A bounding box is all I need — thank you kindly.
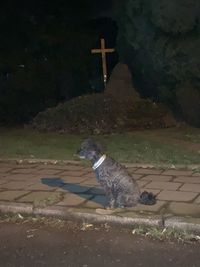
[96,187,121,215]
[108,198,116,209]
[104,189,116,209]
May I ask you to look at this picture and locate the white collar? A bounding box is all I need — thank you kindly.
[92,154,106,170]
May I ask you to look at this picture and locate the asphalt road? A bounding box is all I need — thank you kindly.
[0,220,200,267]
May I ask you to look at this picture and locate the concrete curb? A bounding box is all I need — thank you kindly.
[34,206,163,228]
[164,216,200,233]
[0,201,200,234]
[1,158,200,170]
[0,201,33,214]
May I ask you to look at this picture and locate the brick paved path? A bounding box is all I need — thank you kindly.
[0,162,200,218]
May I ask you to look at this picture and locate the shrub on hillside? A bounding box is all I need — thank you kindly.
[31,93,175,134]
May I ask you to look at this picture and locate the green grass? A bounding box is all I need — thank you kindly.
[0,127,200,166]
[0,127,83,160]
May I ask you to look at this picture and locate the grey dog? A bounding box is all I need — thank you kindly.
[77,139,156,208]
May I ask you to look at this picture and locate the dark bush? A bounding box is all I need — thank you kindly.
[116,0,200,125]
[176,83,200,127]
[31,93,175,134]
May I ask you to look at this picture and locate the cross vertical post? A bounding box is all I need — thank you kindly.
[91,38,115,88]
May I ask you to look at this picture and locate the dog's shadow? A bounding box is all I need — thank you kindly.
[41,177,107,206]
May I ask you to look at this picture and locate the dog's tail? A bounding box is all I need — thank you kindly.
[139,191,156,205]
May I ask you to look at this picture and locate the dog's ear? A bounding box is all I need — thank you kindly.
[83,138,105,153]
[80,138,94,146]
[95,140,105,153]
[86,138,95,145]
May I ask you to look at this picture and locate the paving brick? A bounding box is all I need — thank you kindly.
[127,167,139,172]
[18,191,61,203]
[0,163,17,168]
[134,169,163,175]
[1,181,35,190]
[81,178,99,186]
[162,170,193,176]
[0,190,29,201]
[157,190,198,202]
[168,202,200,216]
[192,172,200,177]
[174,176,200,183]
[142,189,161,196]
[59,175,88,184]
[57,184,91,194]
[85,195,108,208]
[12,164,38,168]
[129,200,166,213]
[11,168,37,174]
[38,164,84,171]
[2,174,39,181]
[65,165,84,171]
[137,180,150,188]
[88,187,105,195]
[0,173,8,179]
[131,174,144,180]
[0,164,21,171]
[81,167,93,173]
[195,195,200,204]
[0,167,14,173]
[86,185,160,196]
[179,183,200,193]
[58,170,88,177]
[0,180,7,185]
[56,193,92,206]
[141,175,173,182]
[145,181,181,190]
[26,182,57,191]
[34,169,63,175]
[20,177,41,184]
[82,172,96,179]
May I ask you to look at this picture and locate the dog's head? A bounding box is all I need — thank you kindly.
[77,138,103,161]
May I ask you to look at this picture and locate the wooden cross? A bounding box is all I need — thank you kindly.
[91,38,115,87]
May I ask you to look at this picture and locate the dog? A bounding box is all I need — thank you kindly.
[77,138,156,208]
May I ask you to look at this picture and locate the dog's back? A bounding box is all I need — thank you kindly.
[77,138,156,208]
[94,156,141,207]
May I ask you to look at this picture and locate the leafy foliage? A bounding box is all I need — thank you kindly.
[116,0,200,125]
[31,93,175,134]
[176,82,200,127]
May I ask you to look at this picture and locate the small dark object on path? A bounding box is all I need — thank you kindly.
[77,139,156,208]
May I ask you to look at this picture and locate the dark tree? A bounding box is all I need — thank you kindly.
[117,0,200,125]
[0,1,96,124]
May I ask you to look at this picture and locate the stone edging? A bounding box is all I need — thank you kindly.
[0,158,200,170]
[0,201,200,234]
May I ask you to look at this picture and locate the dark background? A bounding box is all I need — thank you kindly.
[0,0,200,126]
[0,0,118,124]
